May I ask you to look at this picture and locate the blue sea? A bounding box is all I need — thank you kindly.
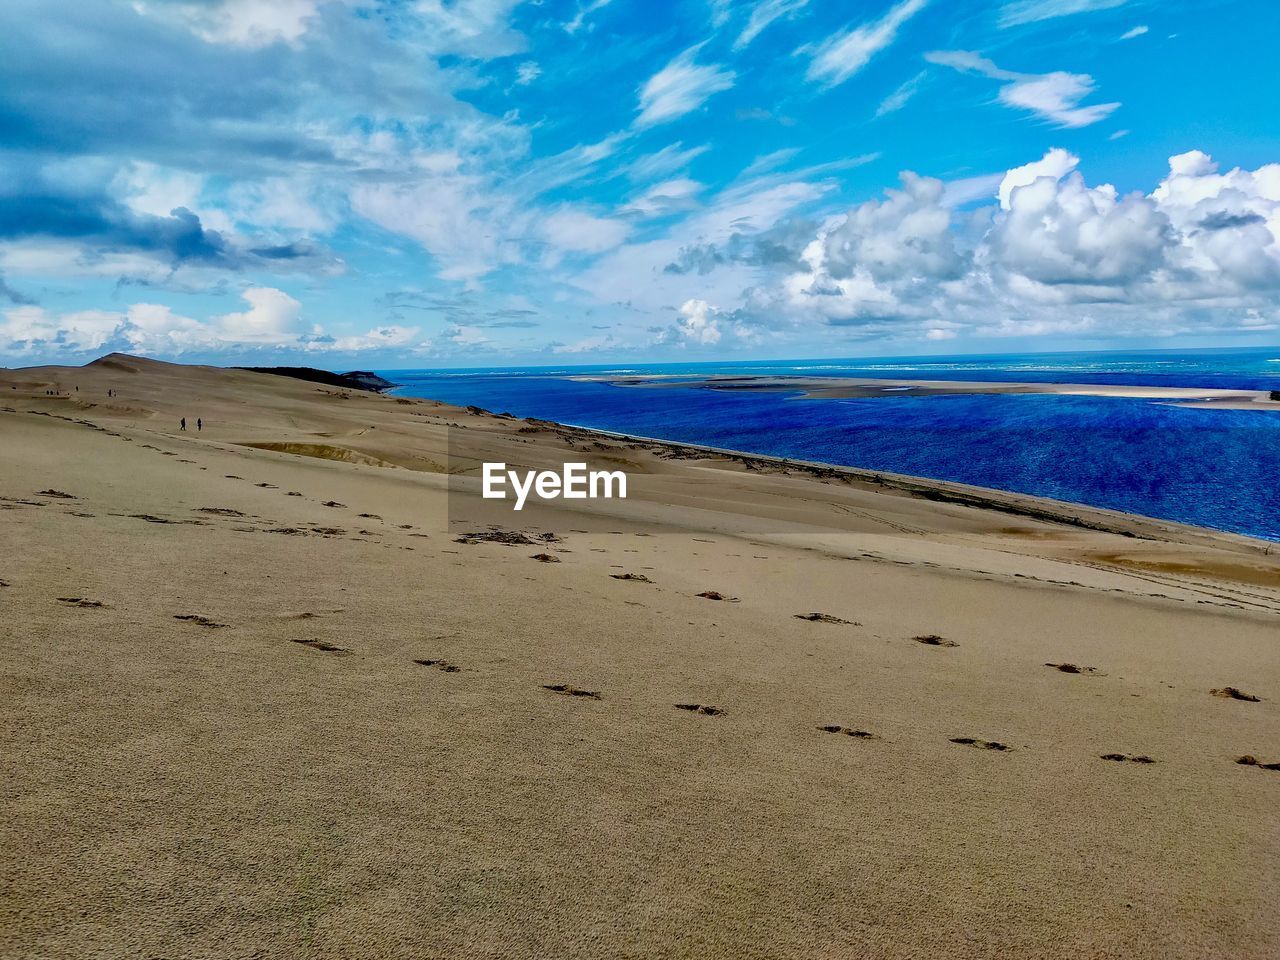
[380,348,1280,541]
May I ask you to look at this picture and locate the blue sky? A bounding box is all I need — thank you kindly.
[2,0,1279,367]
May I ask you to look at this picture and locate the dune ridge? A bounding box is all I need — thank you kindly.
[2,355,1278,959]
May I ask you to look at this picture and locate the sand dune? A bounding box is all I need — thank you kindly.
[2,355,1278,959]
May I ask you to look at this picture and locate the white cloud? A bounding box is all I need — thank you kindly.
[623,178,704,218]
[1,306,122,354]
[824,173,961,281]
[998,146,1079,209]
[734,0,809,51]
[660,298,724,345]
[539,208,630,255]
[998,0,1129,29]
[636,48,736,128]
[413,0,527,58]
[926,50,1119,127]
[564,0,612,34]
[147,0,322,48]
[515,61,541,85]
[803,0,929,89]
[626,143,711,182]
[215,287,305,343]
[702,148,1280,345]
[1001,71,1119,127]
[1119,24,1148,40]
[875,70,927,117]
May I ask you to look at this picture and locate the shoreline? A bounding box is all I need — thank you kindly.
[513,416,1280,553]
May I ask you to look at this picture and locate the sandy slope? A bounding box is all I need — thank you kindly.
[2,354,1278,960]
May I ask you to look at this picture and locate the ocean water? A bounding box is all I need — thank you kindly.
[381,348,1280,541]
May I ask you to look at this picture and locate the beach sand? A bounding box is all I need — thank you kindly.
[2,354,1278,959]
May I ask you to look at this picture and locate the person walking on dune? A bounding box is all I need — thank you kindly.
[197,418,202,431]
[180,417,186,431]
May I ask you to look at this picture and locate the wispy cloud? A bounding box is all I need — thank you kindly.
[998,0,1129,29]
[733,0,809,51]
[802,0,929,89]
[926,50,1119,127]
[636,48,735,128]
[875,70,928,117]
[1119,24,1148,39]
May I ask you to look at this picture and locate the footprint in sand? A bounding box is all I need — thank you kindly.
[415,658,461,672]
[697,591,739,602]
[794,612,856,624]
[57,597,105,608]
[675,703,725,716]
[1101,753,1157,764]
[915,634,958,647]
[531,553,561,563]
[286,491,303,497]
[0,579,9,588]
[611,572,652,582]
[195,507,246,517]
[1211,687,1262,702]
[291,638,351,655]
[542,683,600,700]
[255,482,278,489]
[174,614,228,628]
[37,489,76,499]
[818,725,877,739]
[950,737,1010,751]
[1235,755,1280,771]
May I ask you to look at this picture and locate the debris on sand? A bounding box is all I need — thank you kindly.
[697,591,740,602]
[1046,662,1098,674]
[1211,686,1262,702]
[818,725,876,739]
[291,638,351,655]
[531,553,561,563]
[455,530,537,546]
[611,572,652,582]
[543,684,601,700]
[174,614,228,628]
[195,507,246,516]
[794,612,856,624]
[675,703,725,716]
[914,634,958,647]
[1236,755,1280,770]
[950,737,1009,751]
[37,489,76,498]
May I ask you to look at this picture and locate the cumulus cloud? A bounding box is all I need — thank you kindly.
[1,287,426,358]
[802,0,929,89]
[636,48,736,128]
[658,299,725,345]
[687,149,1280,344]
[926,50,1119,127]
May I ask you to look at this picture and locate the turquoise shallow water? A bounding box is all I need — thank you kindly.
[380,348,1280,541]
